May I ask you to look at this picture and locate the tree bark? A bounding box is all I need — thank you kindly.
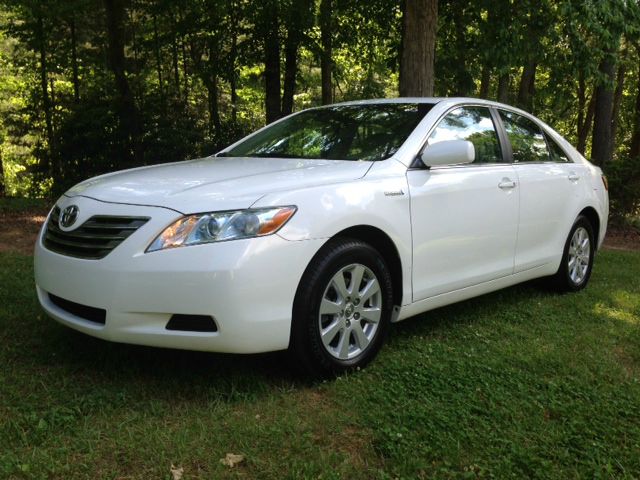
[153,13,165,106]
[320,0,333,104]
[0,149,5,197]
[577,93,595,156]
[281,28,299,115]
[171,14,180,96]
[497,72,509,103]
[263,0,281,123]
[399,0,438,97]
[70,17,80,103]
[207,77,221,134]
[517,59,536,111]
[230,0,239,122]
[181,27,189,101]
[452,4,472,96]
[630,58,640,159]
[207,40,222,134]
[104,0,142,164]
[609,62,626,156]
[282,0,313,115]
[577,71,586,142]
[479,64,490,98]
[36,14,54,177]
[591,52,617,165]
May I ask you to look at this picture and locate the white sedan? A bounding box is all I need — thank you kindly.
[34,98,609,375]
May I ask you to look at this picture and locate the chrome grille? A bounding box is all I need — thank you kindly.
[43,206,149,259]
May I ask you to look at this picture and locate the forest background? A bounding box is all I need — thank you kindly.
[0,0,639,221]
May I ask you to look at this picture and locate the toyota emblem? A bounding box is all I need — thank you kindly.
[60,205,79,228]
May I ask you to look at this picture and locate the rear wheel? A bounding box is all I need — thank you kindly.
[289,238,393,377]
[550,215,595,292]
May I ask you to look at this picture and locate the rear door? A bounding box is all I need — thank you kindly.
[408,106,519,301]
[497,109,585,272]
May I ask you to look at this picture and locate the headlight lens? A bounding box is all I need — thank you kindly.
[147,206,296,252]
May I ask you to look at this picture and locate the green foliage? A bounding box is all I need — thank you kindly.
[0,0,638,217]
[605,153,640,220]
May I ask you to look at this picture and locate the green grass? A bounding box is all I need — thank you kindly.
[1,250,639,479]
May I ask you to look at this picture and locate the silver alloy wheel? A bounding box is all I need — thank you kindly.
[318,263,382,360]
[568,226,590,285]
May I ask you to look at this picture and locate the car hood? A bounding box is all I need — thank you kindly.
[64,156,373,213]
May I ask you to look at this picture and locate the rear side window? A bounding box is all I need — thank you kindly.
[499,110,550,163]
[545,133,571,163]
[428,106,503,163]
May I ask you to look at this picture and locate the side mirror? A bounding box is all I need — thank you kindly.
[420,140,475,167]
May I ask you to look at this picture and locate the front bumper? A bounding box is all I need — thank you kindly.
[34,196,325,353]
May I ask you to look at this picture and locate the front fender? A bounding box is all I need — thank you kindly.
[252,171,413,306]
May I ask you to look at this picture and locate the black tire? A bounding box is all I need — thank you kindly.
[289,238,394,377]
[549,215,595,292]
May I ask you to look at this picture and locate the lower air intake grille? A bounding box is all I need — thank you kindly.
[49,294,106,325]
[166,314,218,332]
[44,206,149,259]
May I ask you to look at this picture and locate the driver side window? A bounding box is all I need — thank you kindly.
[428,107,503,164]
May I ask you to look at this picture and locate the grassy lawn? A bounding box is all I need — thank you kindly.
[1,248,639,479]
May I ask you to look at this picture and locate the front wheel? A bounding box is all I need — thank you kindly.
[289,238,394,377]
[549,215,595,292]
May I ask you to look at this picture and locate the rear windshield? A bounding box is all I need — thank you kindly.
[222,103,433,161]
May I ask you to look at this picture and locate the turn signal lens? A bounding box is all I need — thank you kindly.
[257,206,296,235]
[147,206,297,252]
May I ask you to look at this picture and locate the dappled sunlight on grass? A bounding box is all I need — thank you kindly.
[609,289,640,312]
[594,302,639,324]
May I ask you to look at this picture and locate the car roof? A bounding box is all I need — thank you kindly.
[327,97,525,112]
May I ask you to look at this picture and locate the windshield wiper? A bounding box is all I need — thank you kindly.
[247,152,300,159]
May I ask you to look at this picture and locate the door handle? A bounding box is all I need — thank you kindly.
[498,178,517,189]
[568,172,580,182]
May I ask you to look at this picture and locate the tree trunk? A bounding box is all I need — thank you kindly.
[577,93,595,156]
[609,62,626,156]
[577,71,586,142]
[70,17,80,103]
[497,72,510,103]
[281,30,299,115]
[207,76,221,135]
[0,149,5,197]
[104,0,142,164]
[452,5,472,96]
[631,58,640,160]
[263,1,281,123]
[153,13,165,106]
[181,29,189,101]
[208,38,222,134]
[479,64,490,98]
[36,14,54,178]
[320,0,333,104]
[517,59,536,111]
[230,0,239,122]
[171,14,180,96]
[591,52,617,165]
[399,0,438,97]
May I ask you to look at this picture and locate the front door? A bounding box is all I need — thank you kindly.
[408,106,519,301]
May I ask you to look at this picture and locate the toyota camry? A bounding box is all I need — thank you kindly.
[34,98,609,375]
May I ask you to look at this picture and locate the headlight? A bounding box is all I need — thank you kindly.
[147,206,297,252]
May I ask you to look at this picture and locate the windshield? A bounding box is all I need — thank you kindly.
[222,103,433,161]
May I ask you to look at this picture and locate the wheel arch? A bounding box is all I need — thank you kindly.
[330,225,403,308]
[578,206,601,250]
